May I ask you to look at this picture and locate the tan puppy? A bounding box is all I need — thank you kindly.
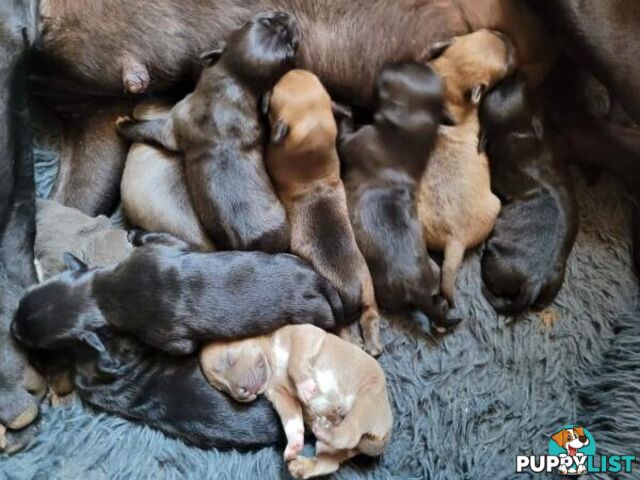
[264,70,383,356]
[200,324,392,479]
[121,99,215,251]
[417,30,514,305]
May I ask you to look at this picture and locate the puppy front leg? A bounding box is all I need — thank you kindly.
[270,388,305,461]
[287,331,324,404]
[115,116,179,152]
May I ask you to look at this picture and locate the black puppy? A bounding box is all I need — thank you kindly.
[116,11,297,253]
[12,231,343,367]
[26,328,282,449]
[339,62,460,331]
[479,73,579,314]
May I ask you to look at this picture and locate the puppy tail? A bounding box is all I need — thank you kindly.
[318,276,345,328]
[482,280,542,315]
[441,241,466,306]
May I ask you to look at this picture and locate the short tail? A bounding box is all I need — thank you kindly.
[482,280,542,315]
[318,276,345,328]
[441,241,466,305]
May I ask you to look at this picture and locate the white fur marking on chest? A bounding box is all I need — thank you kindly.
[272,336,290,371]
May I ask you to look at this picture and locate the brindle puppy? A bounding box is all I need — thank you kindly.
[478,74,579,314]
[264,69,382,355]
[12,231,343,361]
[116,11,296,253]
[339,62,460,332]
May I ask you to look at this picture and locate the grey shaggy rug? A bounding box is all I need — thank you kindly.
[1,122,639,478]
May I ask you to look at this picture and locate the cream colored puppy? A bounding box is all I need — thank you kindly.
[200,324,392,479]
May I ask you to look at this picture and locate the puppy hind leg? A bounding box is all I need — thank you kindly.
[441,240,465,307]
[358,281,383,357]
[288,450,357,480]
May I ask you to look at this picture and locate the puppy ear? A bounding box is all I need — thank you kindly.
[200,44,225,66]
[532,115,544,140]
[574,427,585,437]
[424,39,453,61]
[261,91,272,115]
[470,84,487,106]
[441,106,456,126]
[63,252,88,272]
[331,101,352,120]
[551,429,569,448]
[271,119,289,144]
[80,332,118,376]
[478,129,487,154]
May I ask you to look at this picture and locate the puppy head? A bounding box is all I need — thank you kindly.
[11,253,95,350]
[431,30,517,109]
[551,427,590,450]
[373,62,447,139]
[200,339,271,403]
[217,11,299,90]
[267,69,335,147]
[478,73,544,152]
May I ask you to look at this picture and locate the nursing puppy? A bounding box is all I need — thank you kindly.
[35,199,133,281]
[264,69,382,355]
[478,74,579,314]
[121,99,214,251]
[116,11,296,253]
[20,328,283,449]
[340,62,459,331]
[201,324,392,479]
[12,231,342,361]
[417,30,515,306]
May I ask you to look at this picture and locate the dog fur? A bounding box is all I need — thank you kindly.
[201,324,392,479]
[478,74,578,314]
[116,12,295,253]
[121,99,214,251]
[417,30,514,306]
[339,62,460,331]
[264,69,382,355]
[12,231,343,361]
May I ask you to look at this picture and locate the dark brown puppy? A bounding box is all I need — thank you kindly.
[0,5,47,454]
[116,11,295,253]
[51,100,133,217]
[12,231,343,360]
[340,62,460,332]
[38,0,553,104]
[264,69,382,355]
[478,74,579,314]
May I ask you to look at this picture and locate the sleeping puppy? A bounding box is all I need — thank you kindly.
[116,11,297,253]
[201,324,392,479]
[21,328,283,449]
[11,231,343,363]
[478,73,579,314]
[339,62,460,332]
[35,199,133,280]
[121,99,214,251]
[417,30,515,306]
[264,69,383,355]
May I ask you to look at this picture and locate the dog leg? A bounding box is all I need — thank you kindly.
[287,449,357,479]
[441,240,465,306]
[115,116,178,152]
[127,230,192,251]
[270,388,305,461]
[287,331,324,404]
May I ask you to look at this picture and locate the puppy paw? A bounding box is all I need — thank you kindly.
[364,337,383,357]
[558,466,568,475]
[283,432,304,461]
[577,465,587,475]
[287,456,316,480]
[296,379,317,404]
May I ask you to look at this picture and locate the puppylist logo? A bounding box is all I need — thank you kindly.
[516,425,636,475]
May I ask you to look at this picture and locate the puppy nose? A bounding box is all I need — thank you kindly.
[579,436,588,443]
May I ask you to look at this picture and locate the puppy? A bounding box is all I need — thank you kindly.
[339,62,460,331]
[12,231,343,362]
[121,99,214,251]
[116,11,297,253]
[264,69,382,355]
[478,73,579,314]
[20,328,283,449]
[417,30,515,306]
[201,324,392,479]
[35,199,133,281]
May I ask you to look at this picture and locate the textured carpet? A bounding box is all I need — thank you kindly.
[1,127,639,478]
